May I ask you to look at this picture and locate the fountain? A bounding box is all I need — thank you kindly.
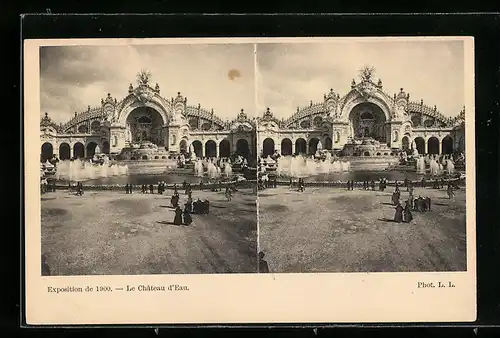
[446,159,455,175]
[194,159,204,177]
[339,138,399,171]
[416,156,426,174]
[429,159,441,176]
[275,155,350,178]
[54,158,129,182]
[206,160,219,179]
[223,161,233,177]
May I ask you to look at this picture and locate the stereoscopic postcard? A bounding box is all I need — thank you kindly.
[24,36,476,325]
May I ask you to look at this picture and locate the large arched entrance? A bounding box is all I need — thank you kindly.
[324,136,332,150]
[191,140,203,158]
[402,136,410,151]
[308,138,320,155]
[262,138,275,157]
[205,140,217,158]
[349,102,387,142]
[219,139,231,158]
[179,139,187,154]
[427,137,440,155]
[41,142,53,162]
[126,106,166,146]
[281,138,292,156]
[414,137,425,155]
[102,141,110,154]
[295,138,307,155]
[59,143,71,160]
[86,142,98,159]
[441,136,454,155]
[236,139,250,158]
[73,142,85,159]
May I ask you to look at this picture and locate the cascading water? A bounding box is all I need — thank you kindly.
[275,155,350,178]
[205,160,220,179]
[223,161,233,177]
[416,157,426,174]
[429,159,441,176]
[194,159,204,177]
[54,159,129,181]
[446,159,455,175]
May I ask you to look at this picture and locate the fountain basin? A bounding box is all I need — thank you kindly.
[340,156,400,171]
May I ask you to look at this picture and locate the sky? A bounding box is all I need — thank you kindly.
[256,40,465,119]
[40,44,256,123]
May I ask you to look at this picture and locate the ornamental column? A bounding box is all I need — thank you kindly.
[202,143,206,158]
[291,141,296,155]
[216,143,219,158]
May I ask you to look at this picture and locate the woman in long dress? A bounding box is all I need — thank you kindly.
[173,206,183,225]
[394,202,404,223]
[404,201,413,223]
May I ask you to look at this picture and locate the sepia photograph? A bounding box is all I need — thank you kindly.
[38,44,258,275]
[257,40,468,273]
[24,37,475,325]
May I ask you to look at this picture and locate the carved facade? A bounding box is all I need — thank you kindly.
[257,69,466,157]
[40,72,257,162]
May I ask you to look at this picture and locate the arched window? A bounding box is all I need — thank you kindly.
[393,130,399,142]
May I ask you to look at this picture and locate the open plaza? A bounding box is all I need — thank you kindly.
[258,184,466,273]
[41,187,257,275]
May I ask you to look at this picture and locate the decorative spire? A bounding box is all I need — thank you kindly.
[136,69,152,87]
[359,65,375,82]
[154,83,160,93]
[128,83,133,93]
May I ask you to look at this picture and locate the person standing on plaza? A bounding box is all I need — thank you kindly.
[404,200,413,223]
[394,202,404,223]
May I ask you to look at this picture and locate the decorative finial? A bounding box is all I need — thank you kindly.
[178,92,181,96]
[359,65,375,82]
[107,93,111,97]
[310,100,313,106]
[198,103,201,109]
[241,109,244,113]
[74,112,77,117]
[44,112,48,117]
[266,107,270,112]
[88,105,91,111]
[297,107,300,112]
[420,99,424,105]
[136,69,152,86]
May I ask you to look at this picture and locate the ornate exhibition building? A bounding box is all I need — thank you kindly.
[40,71,257,163]
[40,68,466,164]
[257,68,466,158]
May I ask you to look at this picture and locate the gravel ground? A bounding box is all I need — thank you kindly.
[258,185,467,273]
[41,188,258,275]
